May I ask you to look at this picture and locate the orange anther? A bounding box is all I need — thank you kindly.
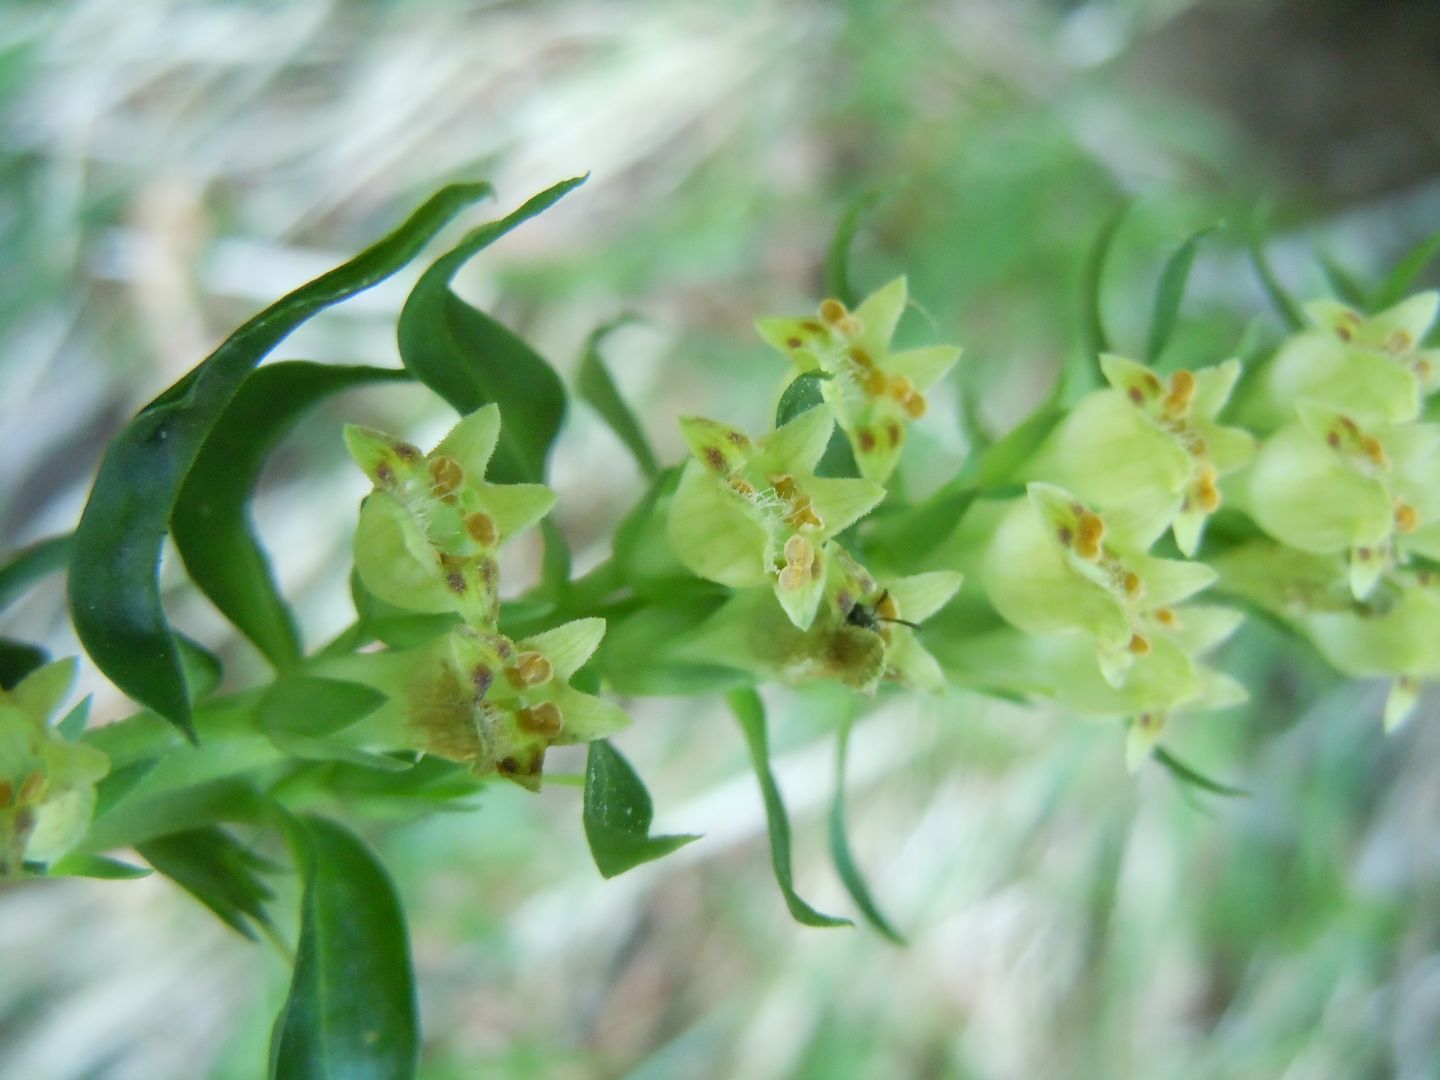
[428,454,464,495]
[517,701,564,739]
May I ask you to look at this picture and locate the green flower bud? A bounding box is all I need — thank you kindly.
[0,659,109,876]
[667,408,884,630]
[344,405,556,625]
[756,277,962,482]
[1024,356,1255,555]
[324,617,627,791]
[1242,293,1439,430]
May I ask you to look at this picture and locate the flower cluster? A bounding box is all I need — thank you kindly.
[1217,293,1440,729]
[664,281,965,695]
[339,406,627,788]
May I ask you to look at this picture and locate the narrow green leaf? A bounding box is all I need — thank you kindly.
[0,638,47,690]
[1081,204,1128,366]
[539,518,572,605]
[270,816,418,1080]
[70,182,492,740]
[173,362,408,669]
[137,825,277,940]
[397,177,585,485]
[1152,746,1249,798]
[47,852,153,880]
[260,675,400,772]
[260,676,386,740]
[0,532,72,611]
[1375,230,1440,311]
[577,317,659,479]
[1318,250,1371,310]
[726,688,851,929]
[973,400,1064,493]
[1246,227,1305,331]
[828,718,905,944]
[824,188,886,307]
[583,740,699,878]
[56,694,92,740]
[1145,223,1221,364]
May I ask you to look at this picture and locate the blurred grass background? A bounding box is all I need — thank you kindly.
[2,0,1440,1077]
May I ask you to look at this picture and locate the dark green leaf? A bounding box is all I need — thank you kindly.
[1318,251,1370,310]
[824,188,886,307]
[177,633,223,702]
[1375,230,1440,311]
[47,852,153,880]
[726,688,851,929]
[1080,204,1128,366]
[173,362,408,669]
[269,816,417,1080]
[1145,223,1221,364]
[1153,746,1249,798]
[577,317,658,479]
[69,182,492,740]
[828,718,905,944]
[397,177,585,485]
[137,825,277,940]
[774,372,833,428]
[0,532,72,612]
[0,638,47,690]
[583,740,699,878]
[1246,227,1305,331]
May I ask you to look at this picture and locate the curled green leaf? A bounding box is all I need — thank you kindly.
[69,181,493,739]
[583,739,699,878]
[727,688,851,929]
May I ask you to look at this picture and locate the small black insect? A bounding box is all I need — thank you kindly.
[843,589,920,632]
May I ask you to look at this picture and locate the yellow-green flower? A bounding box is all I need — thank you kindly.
[1,659,109,876]
[755,277,961,482]
[977,483,1215,687]
[1023,356,1255,555]
[1237,403,1440,597]
[932,604,1246,769]
[666,407,884,630]
[1245,292,1440,429]
[328,618,627,790]
[674,543,962,693]
[345,405,554,626]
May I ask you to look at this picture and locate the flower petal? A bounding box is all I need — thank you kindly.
[667,461,771,587]
[853,276,907,357]
[475,481,557,545]
[756,405,834,475]
[886,345,961,392]
[523,618,606,681]
[804,476,886,536]
[551,685,631,743]
[432,404,501,476]
[882,571,964,624]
